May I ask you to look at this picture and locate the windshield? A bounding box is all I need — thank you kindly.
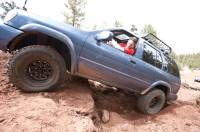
[115,34,130,40]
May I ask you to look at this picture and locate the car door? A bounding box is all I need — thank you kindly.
[132,42,166,92]
[78,33,150,92]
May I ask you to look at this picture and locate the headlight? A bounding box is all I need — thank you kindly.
[4,10,17,23]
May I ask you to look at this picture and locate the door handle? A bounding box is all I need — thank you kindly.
[130,60,136,64]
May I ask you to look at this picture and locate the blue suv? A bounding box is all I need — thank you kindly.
[0,10,181,114]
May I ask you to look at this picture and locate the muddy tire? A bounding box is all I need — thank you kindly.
[137,89,166,115]
[8,45,67,92]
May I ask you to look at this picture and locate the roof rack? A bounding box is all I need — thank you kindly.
[142,33,172,55]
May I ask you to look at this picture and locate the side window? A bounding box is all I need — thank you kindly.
[163,56,180,77]
[143,43,163,69]
[156,51,163,69]
[162,56,168,72]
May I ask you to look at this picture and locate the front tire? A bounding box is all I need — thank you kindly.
[137,89,166,115]
[8,45,67,92]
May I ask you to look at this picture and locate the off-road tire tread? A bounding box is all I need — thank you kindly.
[7,45,69,92]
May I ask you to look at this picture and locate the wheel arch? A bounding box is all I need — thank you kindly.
[141,81,171,96]
[8,23,77,73]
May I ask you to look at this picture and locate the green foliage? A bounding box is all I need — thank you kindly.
[140,24,199,70]
[64,0,86,27]
[174,52,200,70]
[141,24,159,47]
[171,52,183,70]
[0,1,20,19]
[114,20,123,28]
[141,24,157,36]
[170,51,177,60]
[130,24,137,33]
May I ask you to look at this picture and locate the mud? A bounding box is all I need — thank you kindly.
[0,52,200,132]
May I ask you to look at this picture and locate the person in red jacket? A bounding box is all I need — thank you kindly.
[106,37,137,55]
[118,37,137,55]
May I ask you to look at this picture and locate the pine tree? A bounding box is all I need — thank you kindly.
[130,24,137,33]
[141,24,157,35]
[114,20,123,28]
[0,1,20,19]
[63,0,86,27]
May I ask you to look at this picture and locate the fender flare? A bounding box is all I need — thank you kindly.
[141,80,171,95]
[18,23,77,73]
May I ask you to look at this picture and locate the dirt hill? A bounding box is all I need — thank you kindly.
[0,52,200,132]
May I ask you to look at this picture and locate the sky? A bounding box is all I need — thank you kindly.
[0,0,200,54]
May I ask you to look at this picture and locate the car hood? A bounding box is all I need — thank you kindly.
[4,10,89,37]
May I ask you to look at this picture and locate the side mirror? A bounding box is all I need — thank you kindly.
[95,31,113,41]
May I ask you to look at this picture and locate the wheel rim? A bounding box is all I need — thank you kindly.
[149,96,161,108]
[26,60,53,81]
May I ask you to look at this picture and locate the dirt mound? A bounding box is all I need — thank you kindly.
[0,83,97,131]
[0,52,200,132]
[0,52,97,131]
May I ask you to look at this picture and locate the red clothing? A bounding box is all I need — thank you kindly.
[124,47,134,55]
[119,43,126,47]
[119,43,135,55]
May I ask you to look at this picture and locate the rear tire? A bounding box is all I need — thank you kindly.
[8,45,68,92]
[137,89,166,115]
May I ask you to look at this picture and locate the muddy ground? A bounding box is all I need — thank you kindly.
[0,52,200,132]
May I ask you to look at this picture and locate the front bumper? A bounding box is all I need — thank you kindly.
[0,23,23,51]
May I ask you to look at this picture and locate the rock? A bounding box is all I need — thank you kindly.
[88,80,118,93]
[59,99,66,106]
[196,97,200,106]
[101,109,110,123]
[63,82,95,115]
[73,117,98,132]
[89,80,107,92]
[123,109,127,113]
[75,95,95,115]
[182,82,200,91]
[42,92,49,97]
[108,123,134,132]
[185,122,191,126]
[0,118,5,123]
[182,82,190,89]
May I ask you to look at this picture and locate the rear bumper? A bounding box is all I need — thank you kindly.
[0,23,23,51]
